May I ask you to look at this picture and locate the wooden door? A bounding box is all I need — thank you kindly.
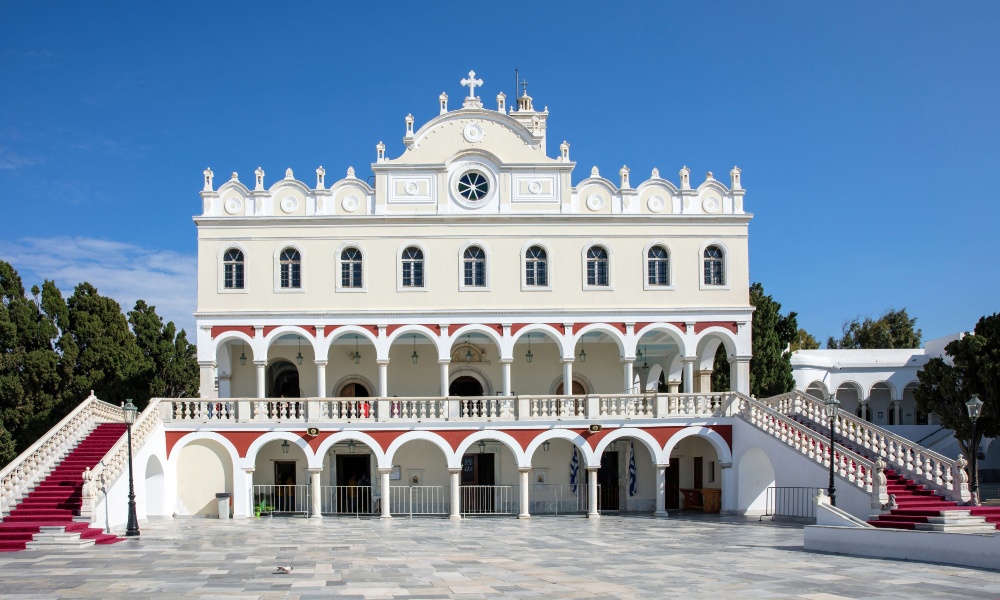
[599,451,619,510]
[693,456,704,489]
[665,462,680,510]
[461,454,495,512]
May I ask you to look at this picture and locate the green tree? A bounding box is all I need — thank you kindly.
[60,282,147,409]
[827,308,922,349]
[791,328,820,351]
[128,300,199,401]
[914,314,1000,480]
[711,282,798,397]
[0,262,63,462]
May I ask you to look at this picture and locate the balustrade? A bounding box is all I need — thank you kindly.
[762,390,966,502]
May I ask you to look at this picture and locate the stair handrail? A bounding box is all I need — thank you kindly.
[0,392,123,514]
[764,390,969,503]
[80,398,163,520]
[735,393,888,510]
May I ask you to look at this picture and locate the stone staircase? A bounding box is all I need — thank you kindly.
[0,423,127,551]
[771,391,999,533]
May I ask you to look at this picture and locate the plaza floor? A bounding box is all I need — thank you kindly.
[0,514,997,599]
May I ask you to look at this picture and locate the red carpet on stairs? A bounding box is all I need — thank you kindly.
[790,414,1000,532]
[0,423,129,551]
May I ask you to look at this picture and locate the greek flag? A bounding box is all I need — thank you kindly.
[569,447,579,493]
[628,441,637,497]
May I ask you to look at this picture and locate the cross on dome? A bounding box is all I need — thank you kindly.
[461,70,483,98]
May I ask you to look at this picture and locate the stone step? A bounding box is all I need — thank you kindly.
[24,526,96,549]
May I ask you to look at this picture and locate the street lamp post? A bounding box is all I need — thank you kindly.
[966,395,984,506]
[123,400,140,537]
[824,394,841,507]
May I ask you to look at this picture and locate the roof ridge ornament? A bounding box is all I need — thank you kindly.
[460,70,484,109]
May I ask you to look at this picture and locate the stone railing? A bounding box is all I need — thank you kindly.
[166,393,736,424]
[0,392,122,516]
[737,394,887,509]
[762,390,968,503]
[80,398,163,520]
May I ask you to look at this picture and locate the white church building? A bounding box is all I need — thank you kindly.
[1,73,982,539]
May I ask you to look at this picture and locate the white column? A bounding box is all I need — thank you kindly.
[682,357,696,393]
[198,361,217,399]
[308,468,323,518]
[377,360,389,397]
[236,467,254,519]
[254,361,267,398]
[562,358,574,395]
[316,360,327,399]
[379,468,392,519]
[587,467,600,518]
[439,360,451,396]
[654,464,669,517]
[720,462,734,513]
[518,468,531,519]
[622,359,634,393]
[732,356,751,395]
[501,359,512,396]
[449,469,461,519]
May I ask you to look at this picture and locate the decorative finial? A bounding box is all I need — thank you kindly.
[460,70,483,98]
[255,166,265,191]
[591,166,600,178]
[316,166,325,189]
[346,166,355,178]
[203,167,214,191]
[730,166,741,190]
[439,91,448,115]
[285,168,294,179]
[559,140,569,161]
[405,113,414,136]
[496,91,506,113]
[705,171,714,181]
[376,141,385,163]
[619,165,630,189]
[230,172,239,182]
[651,167,660,179]
[679,166,690,190]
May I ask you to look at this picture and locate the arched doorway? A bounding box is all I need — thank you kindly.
[339,383,371,397]
[267,360,300,398]
[450,376,483,396]
[555,380,586,395]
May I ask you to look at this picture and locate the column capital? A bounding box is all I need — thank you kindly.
[500,357,513,365]
[307,467,323,474]
[438,358,452,366]
[561,357,575,365]
[377,358,390,366]
[655,462,670,469]
[620,356,636,364]
[586,466,600,472]
[253,360,268,367]
[242,467,255,474]
[682,356,697,363]
[314,360,328,367]
[518,467,532,473]
[198,360,217,368]
[378,467,393,475]
[719,462,733,469]
[448,467,461,475]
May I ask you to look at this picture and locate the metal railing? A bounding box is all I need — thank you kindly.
[389,485,449,516]
[529,484,591,515]
[461,485,517,515]
[320,485,375,516]
[760,486,817,521]
[251,484,309,515]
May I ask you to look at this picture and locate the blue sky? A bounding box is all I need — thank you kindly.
[2,2,998,343]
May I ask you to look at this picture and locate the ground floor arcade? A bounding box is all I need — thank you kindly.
[165,424,735,520]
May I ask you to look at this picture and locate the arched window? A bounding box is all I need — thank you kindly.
[223,248,244,289]
[586,246,609,286]
[401,246,424,288]
[341,247,363,288]
[704,245,724,286]
[279,248,301,289]
[525,246,547,287]
[463,246,486,287]
[647,245,669,286]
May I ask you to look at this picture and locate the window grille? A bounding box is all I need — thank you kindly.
[647,246,669,286]
[402,246,424,287]
[223,248,244,289]
[586,246,609,286]
[280,248,301,289]
[341,248,363,288]
[525,246,547,286]
[704,245,724,285]
[463,246,486,287]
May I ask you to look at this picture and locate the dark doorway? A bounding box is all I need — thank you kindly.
[599,451,620,510]
[267,361,300,398]
[339,383,370,397]
[693,456,704,489]
[273,461,297,512]
[461,452,495,512]
[450,376,484,396]
[658,371,669,393]
[555,381,586,395]
[336,454,371,514]
[665,462,680,510]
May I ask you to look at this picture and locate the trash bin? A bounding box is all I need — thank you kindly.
[216,493,232,519]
